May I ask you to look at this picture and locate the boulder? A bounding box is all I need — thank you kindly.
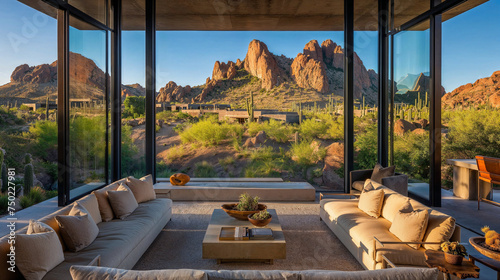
[412,128,427,135]
[243,131,267,147]
[324,142,344,170]
[394,119,417,136]
[322,165,344,190]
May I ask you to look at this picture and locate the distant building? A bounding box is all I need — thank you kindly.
[218,109,299,124]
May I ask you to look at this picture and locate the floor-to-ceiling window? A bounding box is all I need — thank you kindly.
[154,1,345,191]
[0,0,58,211]
[68,15,107,199]
[121,0,146,178]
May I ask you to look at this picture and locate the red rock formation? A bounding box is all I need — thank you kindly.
[291,53,329,93]
[212,61,237,80]
[442,70,500,108]
[321,39,336,66]
[304,40,323,63]
[157,81,189,103]
[11,63,56,84]
[244,40,281,90]
[332,45,344,69]
[236,58,243,69]
[121,83,146,98]
[394,119,417,136]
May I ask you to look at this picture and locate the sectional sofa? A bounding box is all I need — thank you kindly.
[320,179,460,270]
[0,177,172,280]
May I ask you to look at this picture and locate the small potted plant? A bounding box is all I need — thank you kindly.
[248,209,272,227]
[441,241,467,265]
[221,193,266,220]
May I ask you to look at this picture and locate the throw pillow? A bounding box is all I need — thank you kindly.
[55,203,99,252]
[422,214,456,250]
[75,193,102,224]
[92,183,120,222]
[389,201,430,249]
[107,184,139,219]
[126,175,156,203]
[16,220,65,280]
[381,194,412,223]
[370,163,395,184]
[357,188,385,218]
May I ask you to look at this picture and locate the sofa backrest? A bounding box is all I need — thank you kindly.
[69,266,440,280]
[0,177,128,280]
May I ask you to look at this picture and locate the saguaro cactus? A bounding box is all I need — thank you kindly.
[246,92,254,123]
[46,96,50,120]
[24,153,34,194]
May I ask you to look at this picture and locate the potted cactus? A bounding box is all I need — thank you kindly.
[221,193,267,220]
[248,209,272,227]
[441,241,467,265]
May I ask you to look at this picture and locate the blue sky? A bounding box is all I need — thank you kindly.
[0,0,499,92]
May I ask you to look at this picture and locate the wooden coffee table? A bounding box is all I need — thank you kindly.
[202,209,286,264]
[425,250,480,279]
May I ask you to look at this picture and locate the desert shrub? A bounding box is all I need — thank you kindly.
[219,156,235,167]
[27,186,46,204]
[393,132,430,181]
[244,160,284,178]
[326,115,344,141]
[247,119,293,143]
[45,190,58,199]
[20,195,34,209]
[165,145,186,161]
[443,109,500,159]
[194,161,217,177]
[156,111,175,122]
[0,194,8,213]
[122,96,145,118]
[354,122,378,170]
[250,146,276,162]
[180,120,243,147]
[290,140,326,167]
[299,118,328,139]
[28,120,57,158]
[121,124,146,176]
[19,105,30,111]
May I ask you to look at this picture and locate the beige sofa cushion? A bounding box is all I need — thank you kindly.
[389,201,430,249]
[352,180,365,192]
[381,193,411,223]
[126,175,156,203]
[358,188,384,218]
[207,270,299,280]
[107,184,139,219]
[16,220,64,280]
[70,266,207,280]
[56,203,99,252]
[422,214,456,250]
[76,194,102,224]
[300,267,439,280]
[92,183,120,222]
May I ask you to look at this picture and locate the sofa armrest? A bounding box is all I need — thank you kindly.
[381,174,408,196]
[319,192,356,201]
[350,169,373,186]
[381,255,397,268]
[373,237,441,261]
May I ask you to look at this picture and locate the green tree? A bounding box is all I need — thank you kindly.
[123,96,146,118]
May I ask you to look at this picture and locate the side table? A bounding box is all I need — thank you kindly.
[424,250,480,280]
[469,254,500,280]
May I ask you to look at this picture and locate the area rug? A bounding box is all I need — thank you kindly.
[134,201,363,271]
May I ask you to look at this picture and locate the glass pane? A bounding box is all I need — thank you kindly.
[121,0,146,178]
[68,0,107,25]
[354,0,379,172]
[441,1,500,201]
[393,23,430,200]
[0,0,58,206]
[154,28,345,190]
[69,15,107,199]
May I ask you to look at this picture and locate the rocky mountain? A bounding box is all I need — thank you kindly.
[121,83,146,98]
[442,70,500,108]
[157,39,379,105]
[0,52,146,104]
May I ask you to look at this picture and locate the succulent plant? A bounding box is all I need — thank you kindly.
[251,209,271,220]
[235,192,259,211]
[482,226,500,248]
[441,241,467,257]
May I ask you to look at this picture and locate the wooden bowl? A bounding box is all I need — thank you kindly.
[469,237,500,261]
[221,203,267,220]
[248,213,272,227]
